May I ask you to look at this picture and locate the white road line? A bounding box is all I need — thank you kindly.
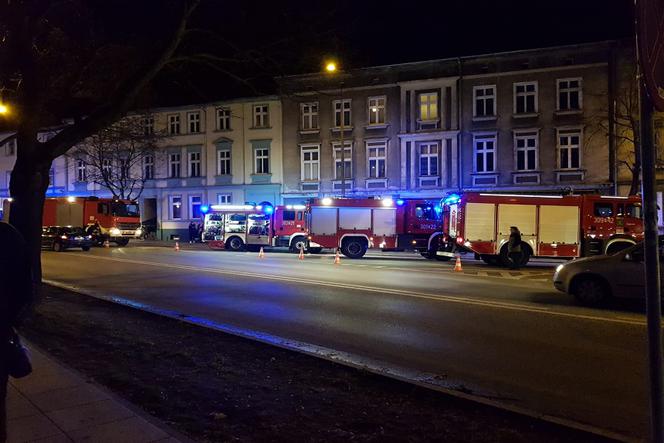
[62,253,645,327]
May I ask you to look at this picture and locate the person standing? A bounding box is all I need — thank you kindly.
[1,222,33,441]
[188,221,196,244]
[507,226,523,270]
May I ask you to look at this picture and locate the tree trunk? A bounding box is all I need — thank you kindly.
[8,138,52,293]
[630,141,642,196]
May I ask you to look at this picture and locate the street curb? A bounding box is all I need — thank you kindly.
[43,278,636,443]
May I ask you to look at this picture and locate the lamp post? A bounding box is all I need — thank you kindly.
[0,102,9,115]
[325,61,346,197]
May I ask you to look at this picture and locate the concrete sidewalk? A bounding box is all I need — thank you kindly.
[6,341,190,443]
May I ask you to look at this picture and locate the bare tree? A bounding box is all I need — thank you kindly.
[69,115,167,200]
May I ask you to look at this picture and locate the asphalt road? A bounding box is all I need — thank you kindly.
[42,245,650,440]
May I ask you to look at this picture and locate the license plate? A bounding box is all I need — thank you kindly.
[436,251,455,257]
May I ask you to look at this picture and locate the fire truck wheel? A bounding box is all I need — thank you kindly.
[572,276,610,306]
[499,243,531,267]
[226,236,245,251]
[290,237,307,253]
[341,238,367,259]
[605,241,634,256]
[115,238,129,247]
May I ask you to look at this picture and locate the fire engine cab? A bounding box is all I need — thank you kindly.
[203,204,311,252]
[438,192,643,266]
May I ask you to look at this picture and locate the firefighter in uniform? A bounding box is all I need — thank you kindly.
[508,226,522,270]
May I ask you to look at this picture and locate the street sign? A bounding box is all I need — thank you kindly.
[637,0,664,111]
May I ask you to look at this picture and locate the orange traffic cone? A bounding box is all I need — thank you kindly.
[103,239,110,248]
[258,247,265,259]
[298,247,304,260]
[334,249,341,265]
[453,255,463,272]
[174,241,180,251]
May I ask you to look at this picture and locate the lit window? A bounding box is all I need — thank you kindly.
[367,141,386,178]
[170,195,182,220]
[418,92,438,121]
[368,96,386,125]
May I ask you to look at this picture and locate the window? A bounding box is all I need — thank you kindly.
[301,145,320,181]
[558,131,581,169]
[333,142,352,179]
[119,158,129,179]
[190,195,202,219]
[76,159,86,182]
[188,112,201,133]
[473,85,496,117]
[217,193,232,205]
[189,151,201,177]
[4,139,16,156]
[255,147,269,174]
[102,159,112,177]
[367,141,387,178]
[594,203,614,218]
[217,149,231,175]
[282,210,296,221]
[143,154,154,180]
[301,103,319,130]
[418,92,438,121]
[419,142,439,176]
[514,132,538,171]
[170,195,182,220]
[626,203,642,218]
[368,96,386,125]
[253,104,269,128]
[333,99,352,127]
[168,114,180,135]
[514,82,538,114]
[474,134,497,173]
[216,107,231,130]
[142,116,154,135]
[558,78,582,111]
[169,152,181,178]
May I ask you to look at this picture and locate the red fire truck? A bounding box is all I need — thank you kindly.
[437,192,644,266]
[41,196,142,246]
[203,204,313,252]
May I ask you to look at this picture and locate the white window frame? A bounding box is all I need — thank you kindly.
[216,107,231,131]
[333,99,352,128]
[301,102,319,130]
[418,142,439,177]
[188,151,201,177]
[253,104,269,128]
[217,193,232,205]
[254,147,270,174]
[217,148,231,175]
[102,158,112,177]
[170,195,183,220]
[168,114,180,135]
[558,129,582,170]
[473,85,496,118]
[473,133,497,173]
[513,81,538,114]
[187,111,201,133]
[332,141,352,179]
[513,131,539,172]
[557,78,583,111]
[368,96,386,125]
[189,195,202,220]
[143,154,154,180]
[366,140,387,178]
[169,152,181,178]
[300,144,320,182]
[143,116,154,135]
[76,159,87,182]
[418,92,439,121]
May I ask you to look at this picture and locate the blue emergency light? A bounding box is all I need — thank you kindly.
[201,205,210,214]
[443,194,461,205]
[396,199,405,206]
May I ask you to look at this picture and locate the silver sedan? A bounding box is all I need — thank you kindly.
[553,242,663,306]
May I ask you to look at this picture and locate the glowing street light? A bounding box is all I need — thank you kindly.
[0,103,9,115]
[325,61,337,73]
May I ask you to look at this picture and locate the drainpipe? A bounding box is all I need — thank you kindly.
[607,43,617,195]
[457,58,463,193]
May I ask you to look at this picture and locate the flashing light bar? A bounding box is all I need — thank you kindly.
[209,204,257,211]
[479,193,564,199]
[600,196,629,199]
[285,205,306,210]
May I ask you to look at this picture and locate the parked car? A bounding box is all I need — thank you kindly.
[42,226,93,252]
[553,238,664,306]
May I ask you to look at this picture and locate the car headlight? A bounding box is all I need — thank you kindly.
[109,227,121,236]
[135,228,143,236]
[555,264,565,273]
[85,235,92,240]
[60,235,68,240]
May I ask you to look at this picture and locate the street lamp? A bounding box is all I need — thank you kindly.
[324,59,347,197]
[0,103,9,115]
